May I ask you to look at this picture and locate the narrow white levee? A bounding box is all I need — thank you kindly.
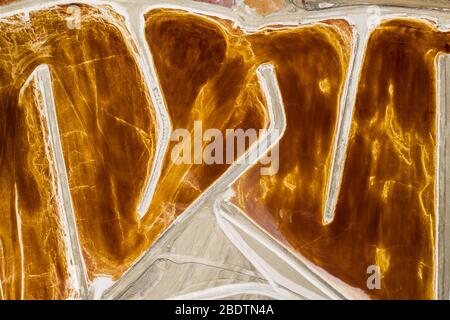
[13,184,25,300]
[322,12,372,225]
[126,5,173,220]
[210,63,287,189]
[33,65,89,298]
[436,54,450,300]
